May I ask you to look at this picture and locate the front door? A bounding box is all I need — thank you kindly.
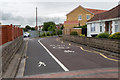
[105,21,112,34]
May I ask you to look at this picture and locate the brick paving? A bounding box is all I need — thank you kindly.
[24,67,119,78]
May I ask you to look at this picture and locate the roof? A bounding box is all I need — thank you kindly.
[85,8,107,15]
[66,5,107,16]
[64,21,79,24]
[88,4,120,22]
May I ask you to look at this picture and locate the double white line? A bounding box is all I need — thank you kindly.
[38,39,69,72]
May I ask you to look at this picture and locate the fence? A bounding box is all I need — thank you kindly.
[0,24,23,46]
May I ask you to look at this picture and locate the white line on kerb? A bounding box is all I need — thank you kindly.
[38,39,69,72]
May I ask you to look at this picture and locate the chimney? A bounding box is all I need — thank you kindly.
[119,1,120,5]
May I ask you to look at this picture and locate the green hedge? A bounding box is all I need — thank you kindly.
[109,32,120,39]
[46,32,51,36]
[80,34,85,37]
[96,32,110,38]
[51,31,56,36]
[42,32,46,37]
[70,31,78,35]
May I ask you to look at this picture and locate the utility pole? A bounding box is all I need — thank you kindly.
[36,7,40,37]
[36,7,37,29]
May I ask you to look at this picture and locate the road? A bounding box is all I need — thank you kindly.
[24,36,118,76]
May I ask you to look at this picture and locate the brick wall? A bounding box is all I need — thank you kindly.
[63,35,120,54]
[1,36,23,75]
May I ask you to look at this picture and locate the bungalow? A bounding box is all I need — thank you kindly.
[64,5,107,35]
[87,4,120,37]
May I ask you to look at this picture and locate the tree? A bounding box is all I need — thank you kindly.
[25,25,31,30]
[31,27,35,31]
[61,25,64,30]
[48,25,56,31]
[23,25,31,32]
[43,22,56,31]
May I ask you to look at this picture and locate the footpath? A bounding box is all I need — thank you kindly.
[2,39,27,78]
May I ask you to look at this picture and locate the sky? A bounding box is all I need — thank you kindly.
[0,0,119,27]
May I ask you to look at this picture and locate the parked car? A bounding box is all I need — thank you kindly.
[24,32,30,37]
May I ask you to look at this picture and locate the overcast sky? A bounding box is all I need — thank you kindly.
[0,0,119,27]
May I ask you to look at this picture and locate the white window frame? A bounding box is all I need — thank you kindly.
[115,21,119,32]
[100,23,102,32]
[86,14,91,20]
[78,15,82,20]
[91,23,95,32]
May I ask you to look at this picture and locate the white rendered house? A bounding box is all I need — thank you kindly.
[87,4,120,37]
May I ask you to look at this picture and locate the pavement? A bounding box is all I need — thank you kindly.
[24,67,118,78]
[18,36,119,78]
[2,40,26,78]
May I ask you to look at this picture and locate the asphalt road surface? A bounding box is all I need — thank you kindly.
[24,36,118,76]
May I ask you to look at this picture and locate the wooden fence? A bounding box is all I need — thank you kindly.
[0,24,23,46]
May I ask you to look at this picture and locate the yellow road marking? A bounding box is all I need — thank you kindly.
[93,51,119,62]
[78,46,119,62]
[69,43,71,46]
[56,38,59,41]
[61,41,64,43]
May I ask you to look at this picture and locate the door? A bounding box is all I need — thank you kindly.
[105,21,112,34]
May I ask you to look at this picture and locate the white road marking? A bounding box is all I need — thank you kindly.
[50,45,55,47]
[38,39,69,71]
[64,50,75,53]
[38,61,46,67]
[58,47,65,49]
[53,47,56,48]
[61,41,64,43]
[67,47,70,48]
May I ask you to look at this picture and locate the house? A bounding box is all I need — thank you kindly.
[87,4,120,37]
[56,24,63,30]
[64,5,107,35]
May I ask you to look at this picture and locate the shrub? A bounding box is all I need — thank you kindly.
[46,32,51,36]
[57,30,62,35]
[74,25,87,28]
[42,32,46,37]
[70,31,78,35]
[109,32,120,39]
[80,34,85,37]
[96,32,110,38]
[51,31,56,36]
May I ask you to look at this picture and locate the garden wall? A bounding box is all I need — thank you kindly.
[63,35,120,54]
[1,36,23,75]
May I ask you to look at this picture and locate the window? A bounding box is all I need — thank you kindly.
[100,23,102,32]
[86,15,90,20]
[115,21,119,32]
[78,15,82,20]
[91,23,95,32]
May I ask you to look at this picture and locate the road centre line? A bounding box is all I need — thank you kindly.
[77,46,119,62]
[38,39,69,72]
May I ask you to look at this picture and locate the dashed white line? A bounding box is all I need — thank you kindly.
[38,39,69,72]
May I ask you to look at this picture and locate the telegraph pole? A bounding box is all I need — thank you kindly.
[36,7,37,29]
[36,7,40,37]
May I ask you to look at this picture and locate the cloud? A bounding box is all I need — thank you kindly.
[1,0,119,2]
[0,11,65,27]
[0,1,118,27]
